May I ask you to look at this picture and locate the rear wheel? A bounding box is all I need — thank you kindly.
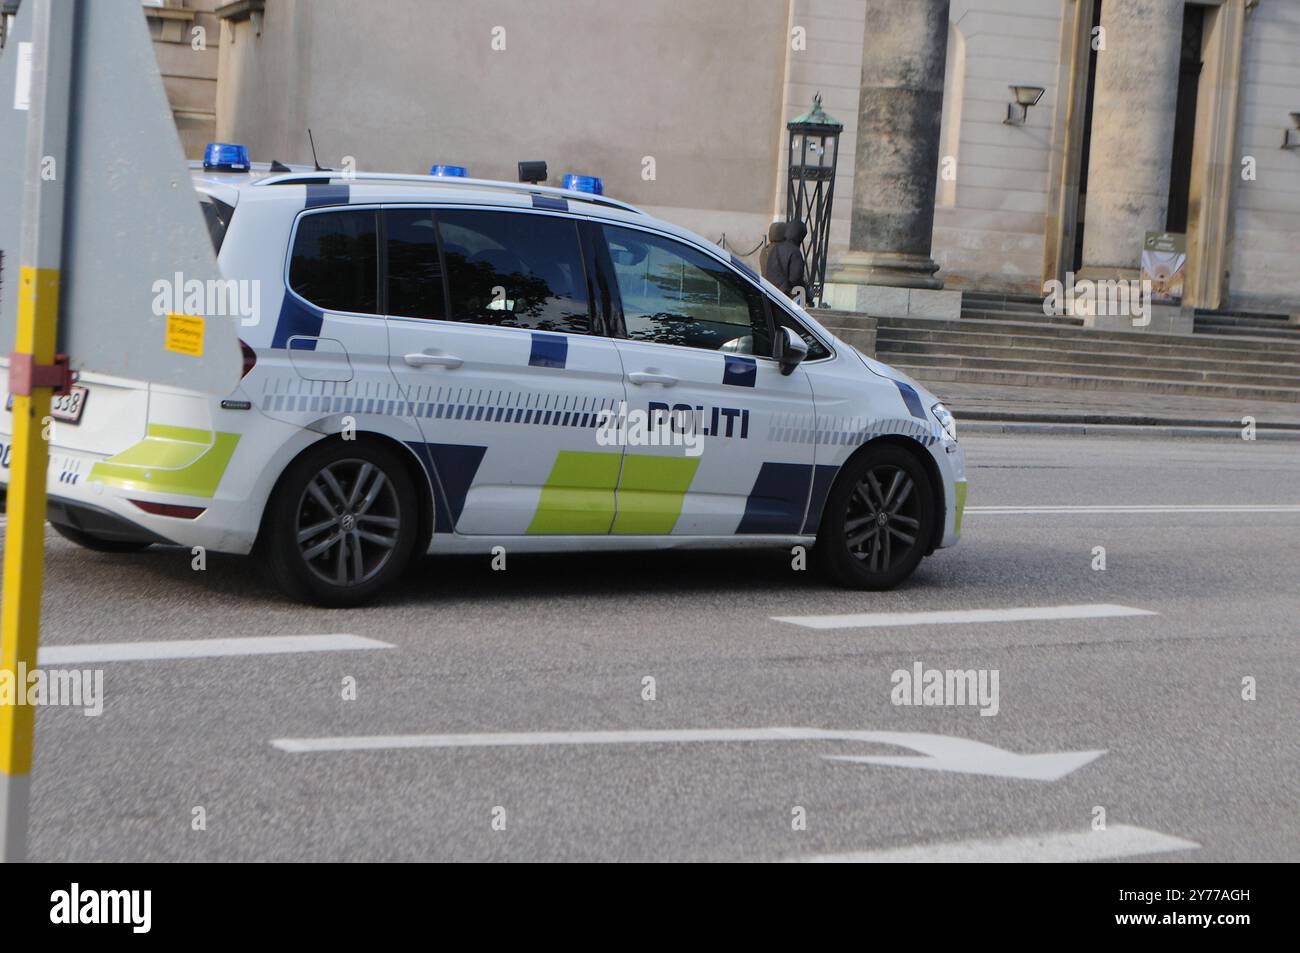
[261,440,418,606]
[816,444,936,590]
[50,521,152,553]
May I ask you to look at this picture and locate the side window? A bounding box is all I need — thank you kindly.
[384,207,445,320]
[772,305,831,361]
[601,225,773,356]
[288,209,378,314]
[437,209,591,333]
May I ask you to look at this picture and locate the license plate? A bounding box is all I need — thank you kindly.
[5,385,89,425]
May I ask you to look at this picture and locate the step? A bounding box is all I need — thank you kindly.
[873,350,1300,389]
[874,339,1300,381]
[873,328,1300,369]
[958,291,1047,308]
[885,362,1300,403]
[1194,308,1293,322]
[871,314,1300,358]
[960,308,1084,326]
[872,318,1300,362]
[1193,319,1300,341]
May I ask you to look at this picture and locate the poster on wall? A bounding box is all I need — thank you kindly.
[1141,232,1187,303]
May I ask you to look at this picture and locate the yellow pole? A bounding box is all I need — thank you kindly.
[0,270,58,861]
[0,0,74,862]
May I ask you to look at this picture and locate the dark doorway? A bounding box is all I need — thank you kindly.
[1072,0,1103,273]
[1165,4,1206,233]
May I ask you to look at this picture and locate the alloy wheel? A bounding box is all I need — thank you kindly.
[843,465,922,572]
[295,459,402,587]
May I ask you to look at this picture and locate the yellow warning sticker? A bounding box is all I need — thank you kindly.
[165,313,205,357]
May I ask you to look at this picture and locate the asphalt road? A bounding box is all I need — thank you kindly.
[6,432,1298,862]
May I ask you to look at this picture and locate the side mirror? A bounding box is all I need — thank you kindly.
[776,325,809,376]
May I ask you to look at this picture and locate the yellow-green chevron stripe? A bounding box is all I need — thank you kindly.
[527,450,701,535]
[611,455,700,534]
[954,480,968,535]
[527,450,621,534]
[89,424,240,499]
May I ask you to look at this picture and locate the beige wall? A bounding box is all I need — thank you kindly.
[932,0,1065,293]
[216,0,790,266]
[147,0,222,158]
[772,0,865,266]
[1227,0,1300,313]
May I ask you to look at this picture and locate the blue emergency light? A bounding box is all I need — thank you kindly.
[203,142,251,172]
[563,174,604,195]
[429,164,469,177]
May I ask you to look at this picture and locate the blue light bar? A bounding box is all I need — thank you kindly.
[429,164,468,177]
[203,142,250,172]
[563,174,604,195]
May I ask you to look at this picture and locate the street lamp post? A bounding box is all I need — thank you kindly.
[785,93,843,305]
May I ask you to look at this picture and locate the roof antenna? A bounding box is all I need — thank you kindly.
[307,128,327,172]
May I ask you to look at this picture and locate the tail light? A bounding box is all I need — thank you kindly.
[129,500,206,519]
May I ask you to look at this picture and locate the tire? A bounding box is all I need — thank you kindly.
[816,443,936,590]
[260,439,418,607]
[51,521,153,553]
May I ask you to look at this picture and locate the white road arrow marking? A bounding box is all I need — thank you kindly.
[270,726,1104,782]
[791,824,1199,863]
[820,731,1105,781]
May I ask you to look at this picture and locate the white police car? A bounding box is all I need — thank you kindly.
[0,145,967,606]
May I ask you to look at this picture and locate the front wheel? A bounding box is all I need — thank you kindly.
[260,440,418,606]
[816,444,936,590]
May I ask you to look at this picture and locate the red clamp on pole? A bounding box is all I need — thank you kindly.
[8,352,73,397]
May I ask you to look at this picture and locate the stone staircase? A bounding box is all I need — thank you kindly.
[859,314,1300,404]
[958,290,1084,328]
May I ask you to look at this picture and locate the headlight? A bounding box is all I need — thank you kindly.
[931,402,957,442]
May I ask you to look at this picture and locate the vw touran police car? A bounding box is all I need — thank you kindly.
[0,150,967,606]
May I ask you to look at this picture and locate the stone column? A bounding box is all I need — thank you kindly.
[1079,0,1185,280]
[824,0,958,319]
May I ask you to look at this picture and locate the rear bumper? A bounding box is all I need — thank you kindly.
[0,484,173,545]
[46,496,175,545]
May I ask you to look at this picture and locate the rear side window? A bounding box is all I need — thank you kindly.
[437,209,590,333]
[288,209,379,314]
[384,207,445,320]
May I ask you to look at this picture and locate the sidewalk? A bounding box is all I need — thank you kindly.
[926,380,1300,438]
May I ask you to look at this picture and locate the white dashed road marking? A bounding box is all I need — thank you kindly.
[968,504,1300,515]
[792,824,1200,863]
[773,603,1156,630]
[38,634,391,665]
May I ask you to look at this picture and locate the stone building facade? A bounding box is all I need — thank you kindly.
[144,0,223,157]
[1,0,221,156]
[207,0,1296,314]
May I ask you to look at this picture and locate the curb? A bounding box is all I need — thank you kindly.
[962,421,1300,440]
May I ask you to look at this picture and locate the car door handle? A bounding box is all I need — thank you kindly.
[627,370,677,386]
[404,351,462,369]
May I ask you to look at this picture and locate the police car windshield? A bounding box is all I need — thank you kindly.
[199,196,235,253]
